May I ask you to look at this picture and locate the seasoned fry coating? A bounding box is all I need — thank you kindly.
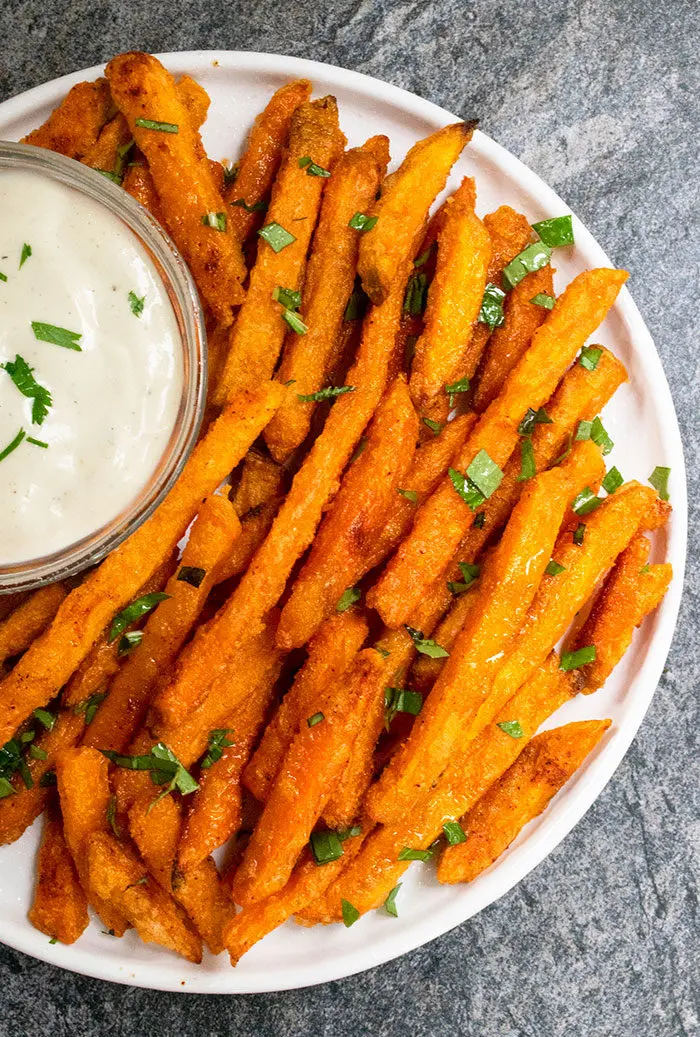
[0,384,283,746]
[409,178,491,409]
[28,805,89,945]
[264,136,390,461]
[368,268,629,628]
[358,121,476,304]
[22,79,113,160]
[0,583,67,668]
[106,52,246,322]
[214,97,346,403]
[226,79,312,242]
[437,720,611,883]
[575,535,672,692]
[277,374,419,649]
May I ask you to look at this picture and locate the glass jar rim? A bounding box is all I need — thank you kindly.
[0,141,207,593]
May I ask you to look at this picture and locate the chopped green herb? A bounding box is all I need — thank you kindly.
[404,625,449,659]
[307,712,325,728]
[590,416,614,456]
[649,465,671,501]
[96,169,122,185]
[73,692,106,726]
[31,321,82,351]
[348,212,377,232]
[560,645,596,671]
[177,566,206,588]
[101,743,199,798]
[272,285,302,311]
[0,428,25,465]
[201,729,234,769]
[106,795,121,839]
[573,522,586,546]
[397,846,433,862]
[448,467,485,510]
[447,561,481,596]
[283,309,308,335]
[531,292,555,310]
[128,291,145,317]
[337,586,361,612]
[572,486,602,516]
[473,511,486,529]
[531,214,574,247]
[33,708,56,731]
[1,355,52,425]
[374,645,390,659]
[384,883,402,917]
[117,630,144,657]
[258,222,296,253]
[28,744,48,761]
[545,559,566,576]
[297,384,354,403]
[39,771,57,787]
[349,437,367,463]
[518,406,552,436]
[579,346,602,371]
[517,438,536,482]
[397,488,418,503]
[0,776,15,799]
[0,272,6,283]
[49,937,58,945]
[223,163,238,186]
[478,282,506,330]
[232,198,267,214]
[298,155,331,177]
[344,290,367,321]
[338,825,362,841]
[502,241,552,290]
[444,376,470,407]
[27,436,48,448]
[443,820,467,845]
[576,419,593,442]
[422,417,443,435]
[19,243,32,269]
[403,272,428,316]
[602,466,623,494]
[552,433,573,467]
[497,719,524,738]
[201,211,227,232]
[108,592,169,643]
[385,687,423,729]
[341,898,360,927]
[134,118,179,133]
[310,829,344,865]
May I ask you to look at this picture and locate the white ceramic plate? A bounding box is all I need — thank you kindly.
[0,51,687,994]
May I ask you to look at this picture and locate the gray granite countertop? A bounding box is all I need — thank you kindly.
[0,1,698,1034]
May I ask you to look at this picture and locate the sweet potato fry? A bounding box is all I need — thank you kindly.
[358,121,475,304]
[474,264,555,412]
[214,97,346,403]
[368,268,629,627]
[122,160,165,220]
[438,719,611,883]
[106,52,246,322]
[63,555,175,711]
[409,178,491,410]
[264,136,391,461]
[54,747,128,935]
[213,451,287,584]
[0,710,85,846]
[87,831,202,962]
[574,535,673,692]
[0,583,67,668]
[28,804,89,945]
[0,384,283,746]
[366,443,603,824]
[128,793,183,891]
[232,650,384,905]
[83,495,241,752]
[411,584,480,691]
[177,662,281,869]
[244,610,367,802]
[225,79,312,242]
[153,261,411,727]
[300,653,576,921]
[172,857,232,955]
[175,73,210,130]
[22,79,113,160]
[277,375,418,649]
[81,113,133,175]
[157,613,283,768]
[465,483,670,743]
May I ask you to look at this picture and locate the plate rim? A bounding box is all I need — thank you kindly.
[0,48,688,995]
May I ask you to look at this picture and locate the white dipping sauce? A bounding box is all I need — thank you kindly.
[0,169,183,565]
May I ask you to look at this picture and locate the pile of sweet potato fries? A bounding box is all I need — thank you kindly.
[0,52,672,965]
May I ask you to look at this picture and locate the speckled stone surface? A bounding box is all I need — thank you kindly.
[0,2,698,1034]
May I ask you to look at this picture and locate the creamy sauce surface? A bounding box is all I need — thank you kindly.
[0,169,183,565]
